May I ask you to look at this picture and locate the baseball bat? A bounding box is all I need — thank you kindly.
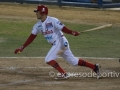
[81,24,112,33]
[57,24,112,56]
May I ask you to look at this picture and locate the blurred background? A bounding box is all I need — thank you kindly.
[0,0,120,8]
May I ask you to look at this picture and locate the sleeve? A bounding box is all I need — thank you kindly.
[62,26,73,34]
[54,19,65,31]
[22,34,37,49]
[31,23,41,35]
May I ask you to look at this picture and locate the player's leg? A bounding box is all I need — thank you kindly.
[62,46,101,79]
[62,47,96,70]
[45,40,67,76]
[62,48,100,78]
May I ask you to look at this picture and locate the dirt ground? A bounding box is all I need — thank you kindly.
[0,3,120,90]
[0,58,120,90]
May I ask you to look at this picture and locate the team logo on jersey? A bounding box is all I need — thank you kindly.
[41,29,53,35]
[46,22,53,28]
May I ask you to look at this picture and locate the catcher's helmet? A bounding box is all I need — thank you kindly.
[34,5,48,15]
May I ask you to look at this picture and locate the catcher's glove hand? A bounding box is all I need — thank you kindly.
[14,46,24,54]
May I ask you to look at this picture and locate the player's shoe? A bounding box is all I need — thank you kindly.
[94,64,101,79]
[55,73,70,80]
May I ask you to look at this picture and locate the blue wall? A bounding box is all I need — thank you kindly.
[63,0,91,3]
[0,0,120,8]
[59,0,120,8]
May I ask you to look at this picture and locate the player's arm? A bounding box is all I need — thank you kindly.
[62,26,80,36]
[14,34,37,54]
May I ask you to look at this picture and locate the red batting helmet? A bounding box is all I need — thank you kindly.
[34,5,48,15]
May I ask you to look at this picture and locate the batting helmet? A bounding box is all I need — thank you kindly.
[34,5,48,15]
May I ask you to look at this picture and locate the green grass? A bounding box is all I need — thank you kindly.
[0,18,120,58]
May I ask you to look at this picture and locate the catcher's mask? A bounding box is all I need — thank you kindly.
[34,5,48,15]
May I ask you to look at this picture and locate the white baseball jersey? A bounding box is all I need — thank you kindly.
[31,16,79,66]
[32,16,64,44]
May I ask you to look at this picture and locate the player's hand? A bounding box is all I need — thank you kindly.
[72,31,80,36]
[14,46,24,54]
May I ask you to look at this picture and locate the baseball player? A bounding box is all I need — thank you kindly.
[14,5,100,79]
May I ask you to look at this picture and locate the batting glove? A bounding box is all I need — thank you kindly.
[14,46,24,54]
[72,31,80,36]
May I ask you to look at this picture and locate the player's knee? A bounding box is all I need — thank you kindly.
[71,62,78,66]
[45,59,49,63]
[45,57,52,63]
[67,59,78,66]
[66,57,79,66]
